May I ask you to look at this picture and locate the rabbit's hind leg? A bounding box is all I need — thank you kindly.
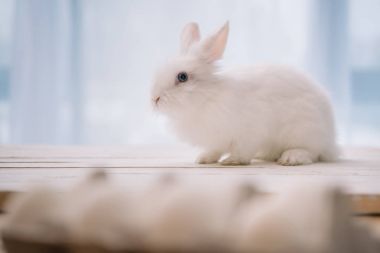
[277,148,316,166]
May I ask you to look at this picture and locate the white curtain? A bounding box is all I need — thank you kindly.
[9,0,354,145]
[10,0,81,144]
[306,0,350,143]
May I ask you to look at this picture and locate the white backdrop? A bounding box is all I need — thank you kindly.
[3,0,380,146]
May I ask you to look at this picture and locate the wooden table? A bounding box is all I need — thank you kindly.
[0,145,380,253]
[0,145,380,215]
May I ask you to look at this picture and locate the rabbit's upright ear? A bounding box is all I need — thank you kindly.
[180,22,201,54]
[200,22,229,63]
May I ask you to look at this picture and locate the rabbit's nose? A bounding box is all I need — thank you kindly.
[154,96,160,105]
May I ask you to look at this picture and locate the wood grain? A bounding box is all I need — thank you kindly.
[0,145,380,214]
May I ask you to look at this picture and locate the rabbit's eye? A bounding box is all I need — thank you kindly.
[177,72,188,83]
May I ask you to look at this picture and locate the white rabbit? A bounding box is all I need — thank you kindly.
[151,22,338,166]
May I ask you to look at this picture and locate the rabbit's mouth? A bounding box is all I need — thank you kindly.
[152,96,160,108]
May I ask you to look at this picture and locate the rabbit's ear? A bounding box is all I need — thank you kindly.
[180,22,201,53]
[200,21,229,63]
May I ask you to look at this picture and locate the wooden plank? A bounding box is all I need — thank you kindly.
[352,195,380,215]
[0,145,195,159]
[0,145,380,213]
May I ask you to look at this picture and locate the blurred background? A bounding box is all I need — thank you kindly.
[0,0,379,146]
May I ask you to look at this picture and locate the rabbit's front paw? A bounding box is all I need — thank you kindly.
[277,149,314,166]
[220,155,251,166]
[196,150,222,164]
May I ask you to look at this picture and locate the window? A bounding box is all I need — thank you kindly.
[0,0,14,143]
[349,0,380,145]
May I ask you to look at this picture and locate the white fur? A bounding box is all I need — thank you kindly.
[232,183,352,253]
[4,175,380,252]
[3,185,68,242]
[152,22,338,165]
